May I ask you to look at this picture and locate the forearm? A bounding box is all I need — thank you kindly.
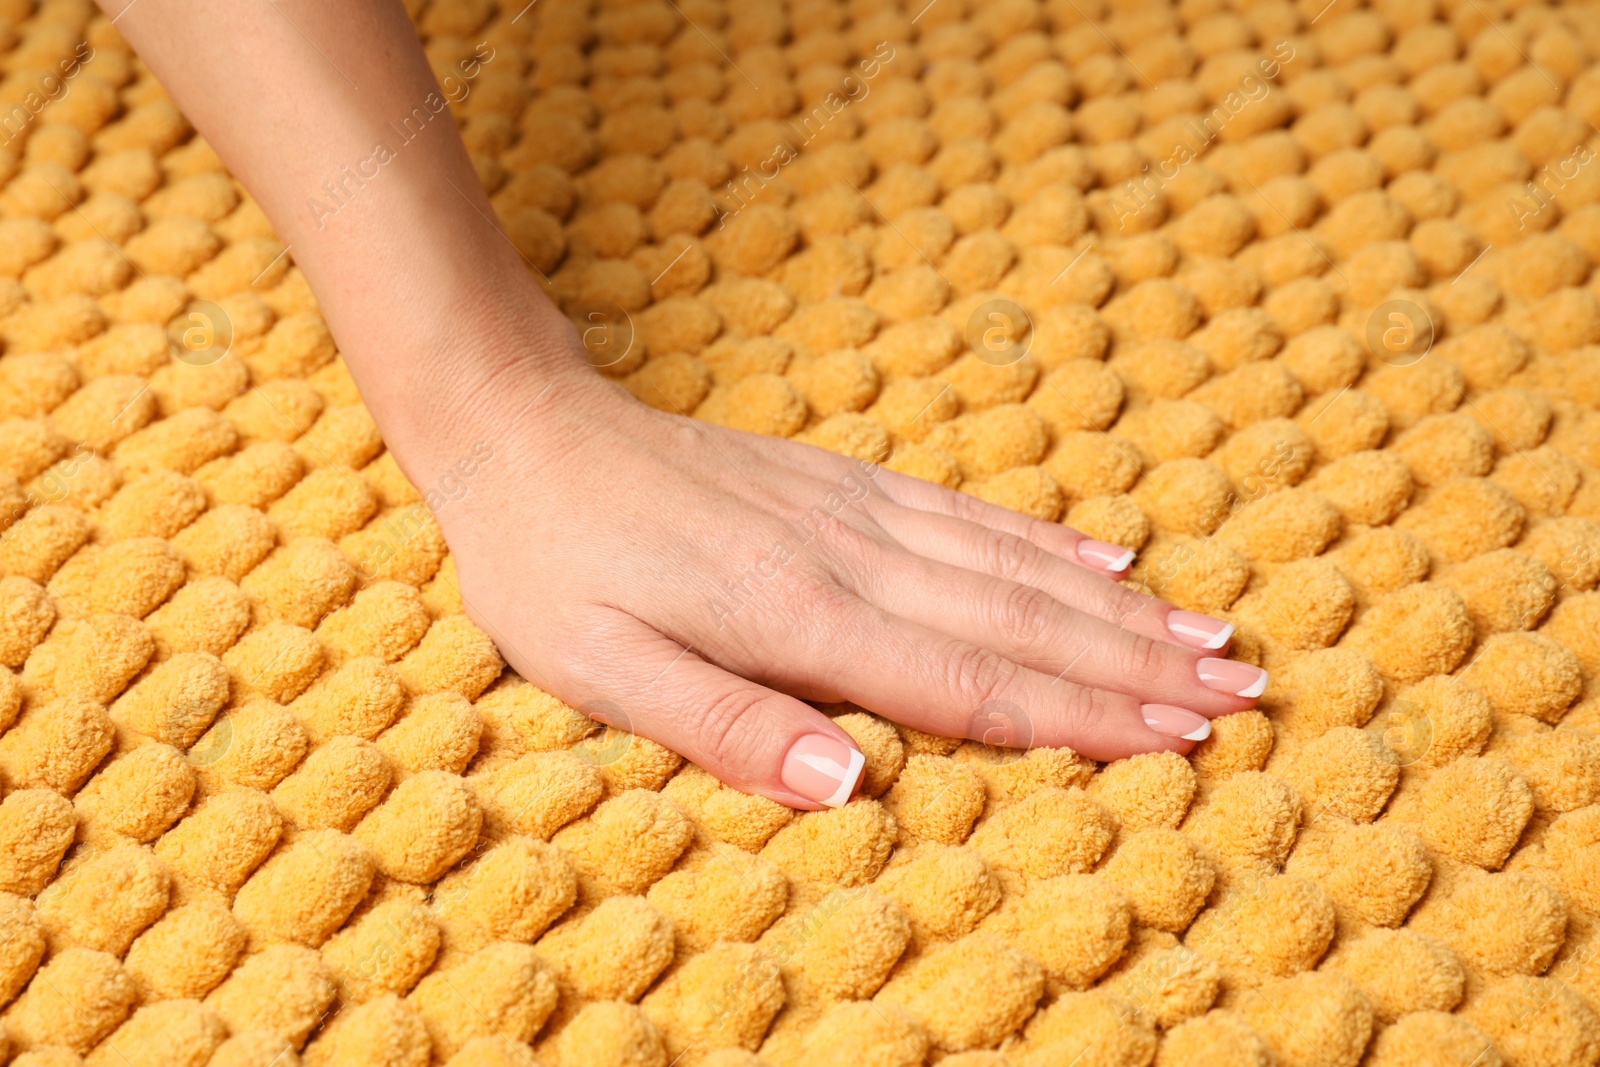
[100,1,586,470]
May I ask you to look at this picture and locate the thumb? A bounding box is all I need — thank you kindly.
[577,626,867,810]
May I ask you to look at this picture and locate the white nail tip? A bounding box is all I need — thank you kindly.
[1237,671,1268,700]
[1200,622,1234,650]
[1105,548,1135,571]
[1143,715,1211,741]
[821,748,866,808]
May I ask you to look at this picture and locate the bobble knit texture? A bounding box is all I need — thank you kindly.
[2,0,1600,1064]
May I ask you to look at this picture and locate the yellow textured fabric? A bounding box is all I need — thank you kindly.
[2,0,1600,1064]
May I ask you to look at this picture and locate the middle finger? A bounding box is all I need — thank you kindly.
[854,550,1266,717]
[865,497,1237,652]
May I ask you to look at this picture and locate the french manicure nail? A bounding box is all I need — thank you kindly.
[1077,538,1135,574]
[1167,610,1234,650]
[1142,703,1212,741]
[1197,657,1269,699]
[782,734,866,807]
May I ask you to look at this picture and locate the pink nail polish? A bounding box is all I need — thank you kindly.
[1077,538,1136,574]
[782,734,866,808]
[1142,704,1211,740]
[1166,610,1234,650]
[1197,657,1269,699]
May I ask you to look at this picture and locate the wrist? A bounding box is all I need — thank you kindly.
[363,290,635,500]
[318,258,589,460]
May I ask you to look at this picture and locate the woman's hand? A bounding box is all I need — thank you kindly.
[420,343,1263,810]
[102,0,1265,810]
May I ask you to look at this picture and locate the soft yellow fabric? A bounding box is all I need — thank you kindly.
[1,0,1600,1064]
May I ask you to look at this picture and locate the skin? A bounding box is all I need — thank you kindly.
[102,0,1260,809]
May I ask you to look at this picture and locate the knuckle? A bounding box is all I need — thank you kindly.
[697,688,772,768]
[993,582,1057,655]
[794,579,866,658]
[740,572,848,652]
[822,521,887,577]
[748,566,844,627]
[791,575,860,638]
[1115,631,1167,687]
[812,574,861,612]
[1097,582,1154,629]
[946,642,1020,714]
[982,530,1041,584]
[1059,684,1114,739]
[783,568,846,608]
[948,488,986,522]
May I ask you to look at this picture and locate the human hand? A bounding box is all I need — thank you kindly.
[419,339,1265,811]
[96,0,1265,811]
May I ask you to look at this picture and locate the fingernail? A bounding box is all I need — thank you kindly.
[1167,610,1234,650]
[1197,657,1269,699]
[1077,538,1136,575]
[1142,703,1211,740]
[782,734,866,808]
